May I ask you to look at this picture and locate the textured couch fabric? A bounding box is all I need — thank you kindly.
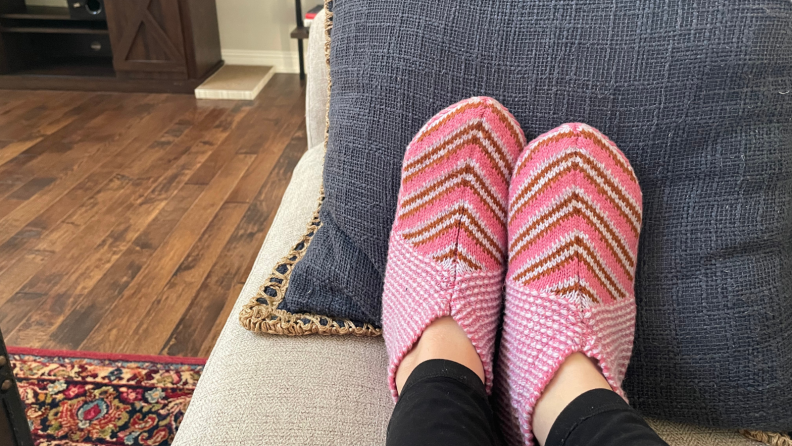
[174,144,758,446]
[173,146,394,445]
[280,0,792,430]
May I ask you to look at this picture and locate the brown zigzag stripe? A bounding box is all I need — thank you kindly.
[400,163,506,223]
[510,152,641,236]
[415,100,524,150]
[511,191,635,279]
[578,127,638,183]
[513,234,626,299]
[433,247,482,270]
[553,282,601,304]
[515,129,578,176]
[402,205,502,264]
[515,128,638,185]
[403,122,513,184]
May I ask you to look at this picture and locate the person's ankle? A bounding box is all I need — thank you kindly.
[532,352,611,445]
[395,317,485,394]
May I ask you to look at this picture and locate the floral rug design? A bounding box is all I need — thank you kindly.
[8,347,205,446]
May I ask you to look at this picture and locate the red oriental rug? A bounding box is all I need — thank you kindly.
[7,347,205,446]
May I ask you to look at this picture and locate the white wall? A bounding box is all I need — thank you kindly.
[26,0,319,74]
[217,0,321,73]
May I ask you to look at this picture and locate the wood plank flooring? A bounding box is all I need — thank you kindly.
[0,74,307,358]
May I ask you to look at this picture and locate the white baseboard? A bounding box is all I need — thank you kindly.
[221,50,301,74]
[25,0,67,7]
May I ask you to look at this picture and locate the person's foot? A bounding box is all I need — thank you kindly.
[382,97,526,399]
[495,123,643,444]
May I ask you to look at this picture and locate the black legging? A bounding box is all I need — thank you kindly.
[387,359,669,446]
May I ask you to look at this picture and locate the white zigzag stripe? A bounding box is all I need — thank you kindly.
[513,124,574,173]
[546,277,603,307]
[512,148,641,233]
[514,123,637,181]
[511,229,629,299]
[510,186,634,273]
[577,123,638,178]
[418,98,524,158]
[417,99,479,136]
[402,202,501,261]
[430,244,485,271]
[399,159,507,222]
[404,121,511,181]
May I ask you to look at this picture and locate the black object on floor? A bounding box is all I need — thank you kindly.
[0,328,34,446]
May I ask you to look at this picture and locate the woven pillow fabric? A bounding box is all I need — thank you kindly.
[247,0,792,430]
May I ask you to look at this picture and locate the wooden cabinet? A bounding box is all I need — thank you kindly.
[0,0,222,92]
[105,0,189,77]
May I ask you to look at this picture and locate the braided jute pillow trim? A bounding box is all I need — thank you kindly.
[741,430,792,446]
[239,193,382,337]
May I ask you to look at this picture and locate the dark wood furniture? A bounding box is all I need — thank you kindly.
[0,328,33,446]
[290,0,307,80]
[0,0,222,93]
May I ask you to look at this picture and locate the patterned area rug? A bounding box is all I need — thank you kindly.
[8,347,204,446]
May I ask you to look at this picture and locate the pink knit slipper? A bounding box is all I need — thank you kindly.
[495,123,643,445]
[382,97,526,400]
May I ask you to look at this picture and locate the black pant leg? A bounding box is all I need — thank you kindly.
[546,389,669,446]
[387,359,499,446]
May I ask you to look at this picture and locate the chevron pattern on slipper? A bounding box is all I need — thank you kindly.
[496,123,643,445]
[382,97,525,400]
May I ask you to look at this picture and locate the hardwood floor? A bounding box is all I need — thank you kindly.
[0,74,307,358]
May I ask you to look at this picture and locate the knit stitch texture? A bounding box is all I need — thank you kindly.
[495,123,643,445]
[382,97,525,399]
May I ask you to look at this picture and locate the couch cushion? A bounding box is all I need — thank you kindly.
[175,146,394,445]
[176,146,759,446]
[305,8,329,150]
[265,0,792,430]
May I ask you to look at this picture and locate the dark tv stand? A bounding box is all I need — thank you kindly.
[0,0,223,93]
[289,0,307,80]
[0,328,33,446]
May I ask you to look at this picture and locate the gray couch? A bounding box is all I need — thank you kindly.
[172,10,758,445]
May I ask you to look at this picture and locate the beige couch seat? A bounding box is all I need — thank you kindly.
[173,9,759,446]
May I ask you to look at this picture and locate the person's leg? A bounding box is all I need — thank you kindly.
[534,352,668,446]
[387,318,498,446]
[395,316,484,393]
[495,123,660,445]
[382,97,525,443]
[382,96,525,398]
[532,352,611,443]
